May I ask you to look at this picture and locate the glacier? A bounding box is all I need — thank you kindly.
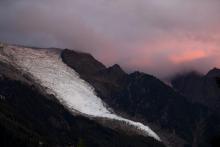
[0,45,160,141]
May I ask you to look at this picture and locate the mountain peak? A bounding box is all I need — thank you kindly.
[111,64,121,69]
[108,64,125,74]
[94,64,126,82]
[206,67,220,77]
[61,49,106,75]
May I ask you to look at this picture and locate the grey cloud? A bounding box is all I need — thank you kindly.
[0,0,220,79]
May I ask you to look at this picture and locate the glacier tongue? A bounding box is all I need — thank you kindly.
[1,46,160,141]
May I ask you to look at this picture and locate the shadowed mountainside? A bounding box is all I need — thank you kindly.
[171,69,220,114]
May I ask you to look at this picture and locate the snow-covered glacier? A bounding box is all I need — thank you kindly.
[0,45,160,141]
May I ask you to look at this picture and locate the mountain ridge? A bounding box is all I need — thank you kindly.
[0,43,220,147]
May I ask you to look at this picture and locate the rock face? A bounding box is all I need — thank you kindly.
[62,49,220,147]
[0,43,164,147]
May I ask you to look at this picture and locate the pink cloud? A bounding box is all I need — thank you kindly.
[170,50,207,64]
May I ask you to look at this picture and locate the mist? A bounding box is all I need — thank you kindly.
[0,0,220,79]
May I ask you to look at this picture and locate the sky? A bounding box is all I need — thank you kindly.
[0,0,220,79]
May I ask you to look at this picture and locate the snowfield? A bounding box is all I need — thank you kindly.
[0,45,160,141]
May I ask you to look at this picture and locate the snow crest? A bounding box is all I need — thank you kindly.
[2,46,160,141]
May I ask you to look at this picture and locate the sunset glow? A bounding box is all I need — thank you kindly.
[170,50,207,64]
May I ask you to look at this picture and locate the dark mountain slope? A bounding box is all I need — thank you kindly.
[61,49,106,75]
[110,72,213,147]
[61,49,219,147]
[209,78,220,147]
[171,69,220,114]
[0,76,165,147]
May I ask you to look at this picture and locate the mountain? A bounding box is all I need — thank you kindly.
[62,49,220,147]
[1,43,220,147]
[171,69,220,147]
[0,76,165,147]
[171,69,220,114]
[0,43,164,147]
[207,68,220,78]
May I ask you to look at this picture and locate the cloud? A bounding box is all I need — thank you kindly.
[170,50,208,64]
[0,0,220,79]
